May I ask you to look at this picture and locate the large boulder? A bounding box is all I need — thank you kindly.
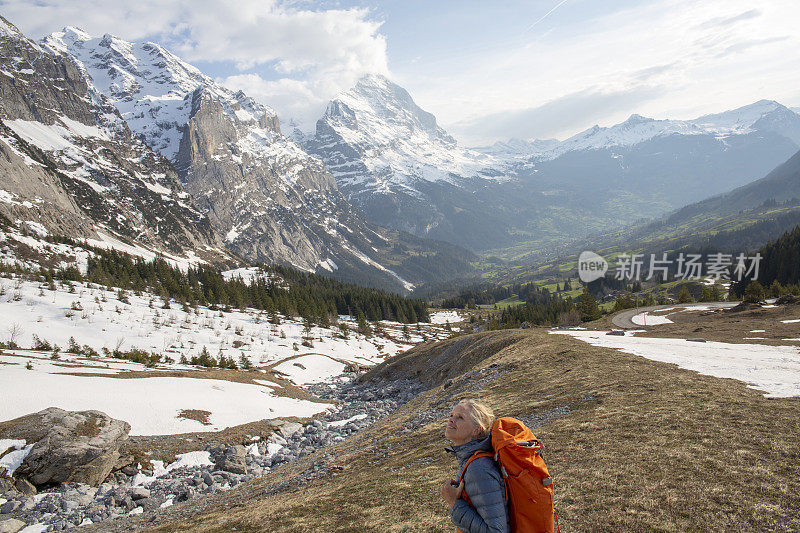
[2,408,130,487]
[269,419,303,439]
[214,445,247,475]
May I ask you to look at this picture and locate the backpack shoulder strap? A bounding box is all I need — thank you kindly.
[458,450,494,483]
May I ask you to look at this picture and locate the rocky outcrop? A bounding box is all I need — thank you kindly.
[213,445,247,475]
[0,518,26,533]
[4,408,130,487]
[0,16,227,263]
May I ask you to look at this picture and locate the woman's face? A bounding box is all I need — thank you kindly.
[445,404,479,445]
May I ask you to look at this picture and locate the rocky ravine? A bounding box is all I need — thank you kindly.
[0,375,424,532]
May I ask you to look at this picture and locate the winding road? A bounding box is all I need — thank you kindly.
[611,302,736,329]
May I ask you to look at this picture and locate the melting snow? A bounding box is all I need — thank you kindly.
[552,330,800,398]
[631,312,673,325]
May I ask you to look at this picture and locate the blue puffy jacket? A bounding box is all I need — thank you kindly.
[448,436,510,533]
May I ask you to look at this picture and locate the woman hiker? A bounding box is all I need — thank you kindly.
[441,399,510,533]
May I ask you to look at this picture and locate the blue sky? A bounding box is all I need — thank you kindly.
[2,0,799,144]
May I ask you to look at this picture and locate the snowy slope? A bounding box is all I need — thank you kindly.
[43,28,279,163]
[0,227,461,434]
[0,16,225,262]
[0,272,453,435]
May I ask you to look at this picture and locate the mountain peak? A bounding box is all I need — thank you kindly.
[0,16,24,39]
[355,73,393,88]
[61,26,91,41]
[692,99,796,138]
[309,74,498,196]
[624,113,652,124]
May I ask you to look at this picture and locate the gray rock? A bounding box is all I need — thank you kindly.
[270,421,303,439]
[8,408,130,487]
[13,479,35,496]
[96,483,113,498]
[227,445,247,457]
[137,497,161,512]
[129,487,150,500]
[0,481,17,498]
[214,445,247,475]
[0,501,20,514]
[122,495,135,511]
[0,518,26,533]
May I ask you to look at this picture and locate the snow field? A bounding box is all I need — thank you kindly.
[0,354,331,435]
[271,354,348,385]
[551,330,800,398]
[0,276,454,435]
[0,277,410,372]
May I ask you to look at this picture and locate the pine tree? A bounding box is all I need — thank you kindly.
[579,286,601,322]
[357,312,371,337]
[744,281,765,303]
[677,286,693,303]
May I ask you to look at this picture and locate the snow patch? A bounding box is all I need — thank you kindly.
[552,330,800,398]
[631,312,673,326]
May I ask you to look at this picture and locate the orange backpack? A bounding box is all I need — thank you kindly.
[459,417,559,533]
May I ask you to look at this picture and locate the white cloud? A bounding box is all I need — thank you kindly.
[220,73,335,132]
[1,0,388,130]
[401,0,800,144]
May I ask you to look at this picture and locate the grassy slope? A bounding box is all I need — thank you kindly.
[109,329,800,532]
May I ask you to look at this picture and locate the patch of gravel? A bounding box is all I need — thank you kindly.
[0,374,425,532]
[399,362,511,434]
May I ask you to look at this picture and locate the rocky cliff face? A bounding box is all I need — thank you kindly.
[36,25,474,291]
[173,87,350,271]
[0,17,223,261]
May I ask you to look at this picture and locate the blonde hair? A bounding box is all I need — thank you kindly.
[457,399,495,439]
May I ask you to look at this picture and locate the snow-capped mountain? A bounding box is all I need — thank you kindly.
[476,138,560,160]
[0,16,224,262]
[303,74,516,249]
[43,28,281,164]
[305,74,498,189]
[2,21,473,292]
[306,75,800,256]
[480,100,800,161]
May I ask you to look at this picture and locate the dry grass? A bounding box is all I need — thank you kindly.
[74,414,102,437]
[176,409,212,426]
[89,328,800,532]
